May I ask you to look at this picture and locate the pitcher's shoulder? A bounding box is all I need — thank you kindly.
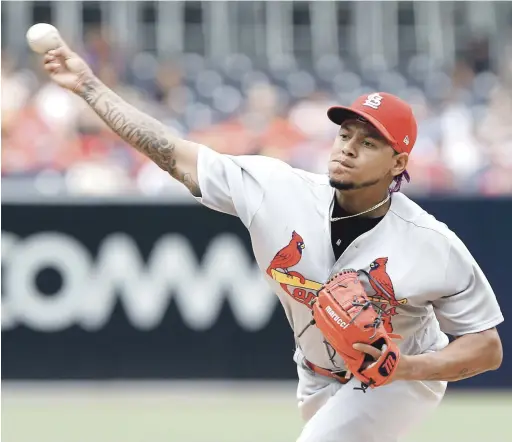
[229,154,330,189]
[290,167,331,188]
[388,193,457,243]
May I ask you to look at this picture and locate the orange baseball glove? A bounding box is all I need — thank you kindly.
[310,269,401,389]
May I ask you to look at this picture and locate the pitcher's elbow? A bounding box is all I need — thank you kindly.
[487,330,503,371]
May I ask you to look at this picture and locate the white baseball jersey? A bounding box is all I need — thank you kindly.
[193,145,504,441]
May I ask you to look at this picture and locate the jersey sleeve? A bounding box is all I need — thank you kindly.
[432,236,504,336]
[193,145,289,228]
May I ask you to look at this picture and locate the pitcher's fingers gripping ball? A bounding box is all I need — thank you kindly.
[27,23,94,94]
[310,269,402,390]
[26,23,63,54]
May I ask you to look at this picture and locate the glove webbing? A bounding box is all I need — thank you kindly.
[356,269,397,337]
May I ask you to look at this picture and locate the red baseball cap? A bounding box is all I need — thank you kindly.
[327,92,417,154]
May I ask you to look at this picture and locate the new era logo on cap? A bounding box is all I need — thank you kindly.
[403,136,410,146]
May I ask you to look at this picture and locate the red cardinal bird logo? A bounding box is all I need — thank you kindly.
[367,257,407,335]
[368,258,401,306]
[267,231,306,283]
[267,231,319,307]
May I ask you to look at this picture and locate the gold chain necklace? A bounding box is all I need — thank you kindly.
[330,193,391,222]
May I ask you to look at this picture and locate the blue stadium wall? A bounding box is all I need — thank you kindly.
[2,197,510,389]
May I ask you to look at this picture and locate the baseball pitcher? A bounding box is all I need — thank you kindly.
[41,41,504,442]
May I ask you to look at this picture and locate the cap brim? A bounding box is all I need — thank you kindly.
[327,106,397,148]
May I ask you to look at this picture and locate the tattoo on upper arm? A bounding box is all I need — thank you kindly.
[78,78,201,197]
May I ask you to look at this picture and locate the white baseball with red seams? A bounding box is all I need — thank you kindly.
[193,145,504,442]
[26,23,63,54]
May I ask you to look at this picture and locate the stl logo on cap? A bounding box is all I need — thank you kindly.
[363,93,384,110]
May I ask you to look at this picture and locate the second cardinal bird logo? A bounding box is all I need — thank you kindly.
[266,231,321,308]
[367,257,408,335]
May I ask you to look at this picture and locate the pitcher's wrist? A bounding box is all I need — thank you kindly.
[73,72,96,96]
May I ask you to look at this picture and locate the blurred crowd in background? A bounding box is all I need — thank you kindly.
[2,1,512,197]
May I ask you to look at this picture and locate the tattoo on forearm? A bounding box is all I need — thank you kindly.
[452,367,481,381]
[78,77,201,196]
[427,372,442,380]
[425,367,480,382]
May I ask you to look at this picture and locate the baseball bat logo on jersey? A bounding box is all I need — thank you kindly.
[266,231,322,309]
